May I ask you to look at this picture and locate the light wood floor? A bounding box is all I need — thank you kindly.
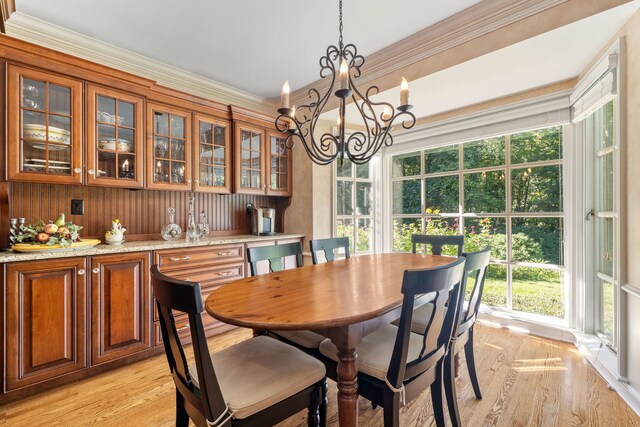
[1,323,638,427]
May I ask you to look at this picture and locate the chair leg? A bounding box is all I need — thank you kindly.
[307,380,323,427]
[430,361,446,427]
[382,389,400,427]
[319,379,328,427]
[175,391,190,427]
[465,327,482,399]
[444,346,462,427]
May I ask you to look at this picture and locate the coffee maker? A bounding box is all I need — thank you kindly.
[251,207,276,236]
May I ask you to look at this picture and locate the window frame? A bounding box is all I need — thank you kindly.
[387,127,567,323]
[333,156,381,255]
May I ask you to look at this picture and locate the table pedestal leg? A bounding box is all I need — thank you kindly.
[336,346,358,427]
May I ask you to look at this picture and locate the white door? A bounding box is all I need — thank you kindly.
[586,100,617,350]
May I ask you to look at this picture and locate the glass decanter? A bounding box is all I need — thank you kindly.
[198,210,210,237]
[186,197,201,242]
[161,207,182,241]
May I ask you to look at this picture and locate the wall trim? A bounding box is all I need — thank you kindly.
[292,0,571,106]
[4,12,274,114]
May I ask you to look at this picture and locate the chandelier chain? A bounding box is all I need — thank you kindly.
[338,0,343,50]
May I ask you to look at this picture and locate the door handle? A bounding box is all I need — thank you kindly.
[586,209,595,220]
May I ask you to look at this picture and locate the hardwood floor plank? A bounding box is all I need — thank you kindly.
[1,323,638,427]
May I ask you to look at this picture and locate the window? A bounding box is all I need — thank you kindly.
[335,157,375,254]
[390,126,565,320]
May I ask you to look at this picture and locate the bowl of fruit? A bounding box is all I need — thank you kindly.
[12,213,101,252]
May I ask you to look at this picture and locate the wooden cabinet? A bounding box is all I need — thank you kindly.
[234,123,266,194]
[146,102,192,191]
[5,257,87,391]
[7,64,84,184]
[89,252,151,366]
[86,84,144,188]
[193,113,232,193]
[266,130,292,196]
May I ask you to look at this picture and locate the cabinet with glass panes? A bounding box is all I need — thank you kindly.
[146,102,192,191]
[266,130,292,196]
[7,64,83,184]
[193,113,231,193]
[86,85,144,188]
[233,123,265,195]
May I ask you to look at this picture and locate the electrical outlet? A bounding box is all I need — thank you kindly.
[246,203,253,214]
[71,199,84,215]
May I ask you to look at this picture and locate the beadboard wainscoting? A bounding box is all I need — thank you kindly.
[3,182,290,242]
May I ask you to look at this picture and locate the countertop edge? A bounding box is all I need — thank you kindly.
[0,234,305,263]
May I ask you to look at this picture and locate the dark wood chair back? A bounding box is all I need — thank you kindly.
[411,234,464,256]
[150,265,225,427]
[459,247,491,336]
[247,242,303,276]
[309,237,351,264]
[387,257,467,391]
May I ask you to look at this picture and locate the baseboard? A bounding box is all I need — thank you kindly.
[573,331,640,416]
[477,308,575,343]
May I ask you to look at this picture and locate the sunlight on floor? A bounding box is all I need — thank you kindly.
[512,357,567,372]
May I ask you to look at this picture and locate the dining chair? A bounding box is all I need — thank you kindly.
[319,256,467,427]
[246,242,327,354]
[408,247,491,426]
[411,234,464,256]
[247,242,304,276]
[151,265,327,427]
[309,237,351,264]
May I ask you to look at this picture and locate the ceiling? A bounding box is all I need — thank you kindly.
[13,0,482,98]
[322,0,640,122]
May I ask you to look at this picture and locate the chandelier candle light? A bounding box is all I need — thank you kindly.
[275,0,416,165]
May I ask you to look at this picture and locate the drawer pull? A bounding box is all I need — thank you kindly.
[217,271,235,277]
[169,256,191,262]
[216,251,234,256]
[184,277,191,281]
[176,324,190,332]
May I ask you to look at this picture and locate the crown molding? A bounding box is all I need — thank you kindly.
[290,0,630,109]
[292,0,569,105]
[5,12,275,114]
[0,0,15,33]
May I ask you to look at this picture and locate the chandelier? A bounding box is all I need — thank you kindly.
[275,0,416,165]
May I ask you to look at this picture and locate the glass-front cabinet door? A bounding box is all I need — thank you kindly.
[7,64,83,184]
[86,85,144,188]
[146,102,192,191]
[193,114,231,193]
[266,131,292,196]
[234,124,265,194]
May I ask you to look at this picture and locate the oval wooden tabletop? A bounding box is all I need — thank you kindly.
[205,253,455,330]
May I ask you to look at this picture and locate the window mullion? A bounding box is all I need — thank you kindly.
[506,133,513,311]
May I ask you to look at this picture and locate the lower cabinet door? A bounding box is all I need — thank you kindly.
[5,257,88,391]
[90,252,151,365]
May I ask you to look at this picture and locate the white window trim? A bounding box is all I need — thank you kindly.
[571,38,628,382]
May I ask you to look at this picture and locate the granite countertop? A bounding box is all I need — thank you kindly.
[0,233,305,263]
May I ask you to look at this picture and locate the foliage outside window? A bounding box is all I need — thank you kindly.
[335,157,374,254]
[391,126,564,319]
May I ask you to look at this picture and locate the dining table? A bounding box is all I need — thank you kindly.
[205,252,454,427]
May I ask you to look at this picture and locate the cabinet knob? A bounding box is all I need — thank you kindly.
[88,169,95,175]
[195,179,200,184]
[78,269,86,275]
[74,167,82,174]
[186,179,192,184]
[92,268,100,274]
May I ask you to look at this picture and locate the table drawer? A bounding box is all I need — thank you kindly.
[155,244,244,271]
